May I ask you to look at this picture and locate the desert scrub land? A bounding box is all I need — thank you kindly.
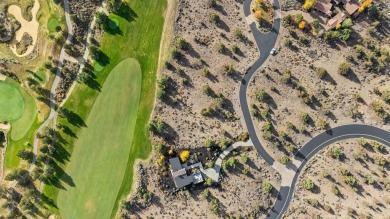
[152,0,257,150]
[120,148,281,218]
[247,4,389,162]
[285,139,390,218]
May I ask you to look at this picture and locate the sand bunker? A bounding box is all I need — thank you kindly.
[8,0,40,57]
[0,74,6,81]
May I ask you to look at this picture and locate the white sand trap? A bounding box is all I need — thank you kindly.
[8,0,40,57]
[0,123,10,131]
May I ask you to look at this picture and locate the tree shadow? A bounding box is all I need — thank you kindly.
[105,18,123,35]
[95,51,110,66]
[59,124,78,139]
[61,109,87,128]
[114,3,138,22]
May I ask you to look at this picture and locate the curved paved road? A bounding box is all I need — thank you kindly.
[239,1,390,219]
[271,124,390,219]
[240,0,281,166]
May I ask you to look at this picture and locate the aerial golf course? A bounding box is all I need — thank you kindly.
[42,0,167,218]
[0,79,37,169]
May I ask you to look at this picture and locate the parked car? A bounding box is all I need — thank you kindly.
[270,48,277,55]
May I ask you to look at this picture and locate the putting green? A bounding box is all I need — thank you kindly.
[0,79,37,140]
[57,58,142,219]
[48,17,60,32]
[0,81,24,121]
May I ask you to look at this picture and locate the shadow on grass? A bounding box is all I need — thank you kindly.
[105,18,123,35]
[95,50,111,66]
[45,159,75,189]
[84,73,102,92]
[114,3,138,22]
[60,108,87,128]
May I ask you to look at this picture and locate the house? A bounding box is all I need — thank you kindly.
[326,11,347,30]
[315,0,333,17]
[343,0,359,16]
[333,0,360,16]
[169,157,204,188]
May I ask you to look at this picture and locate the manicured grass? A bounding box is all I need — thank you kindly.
[93,62,104,72]
[5,117,38,169]
[47,17,60,32]
[57,58,142,219]
[42,0,166,218]
[9,81,38,141]
[34,69,47,85]
[0,79,38,169]
[0,80,24,121]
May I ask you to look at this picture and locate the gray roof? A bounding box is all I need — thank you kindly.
[172,174,193,188]
[192,172,204,184]
[169,157,182,171]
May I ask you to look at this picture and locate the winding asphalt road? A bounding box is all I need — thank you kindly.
[240,0,390,219]
[240,0,280,166]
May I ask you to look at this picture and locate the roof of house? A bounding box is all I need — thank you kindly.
[326,11,347,30]
[315,0,333,16]
[169,157,195,188]
[172,174,193,188]
[192,172,204,184]
[169,157,183,171]
[171,168,187,178]
[343,0,359,15]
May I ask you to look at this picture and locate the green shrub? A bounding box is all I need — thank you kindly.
[208,0,217,7]
[232,44,239,54]
[329,145,343,160]
[338,62,350,75]
[201,189,210,200]
[256,89,269,102]
[332,185,339,195]
[234,29,243,39]
[281,69,292,83]
[279,156,290,165]
[300,112,310,123]
[381,90,390,103]
[175,37,187,50]
[241,153,248,164]
[209,12,220,24]
[203,84,211,95]
[316,67,327,79]
[303,178,315,190]
[262,182,273,193]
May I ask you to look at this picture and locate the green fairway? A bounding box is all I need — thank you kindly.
[0,79,38,169]
[0,80,24,121]
[42,0,166,217]
[57,58,142,219]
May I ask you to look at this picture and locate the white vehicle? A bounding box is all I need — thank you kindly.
[270,48,277,55]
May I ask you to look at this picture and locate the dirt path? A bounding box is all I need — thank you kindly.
[8,0,40,57]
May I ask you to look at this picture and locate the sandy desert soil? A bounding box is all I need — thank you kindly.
[248,10,390,162]
[152,0,258,150]
[285,139,390,219]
